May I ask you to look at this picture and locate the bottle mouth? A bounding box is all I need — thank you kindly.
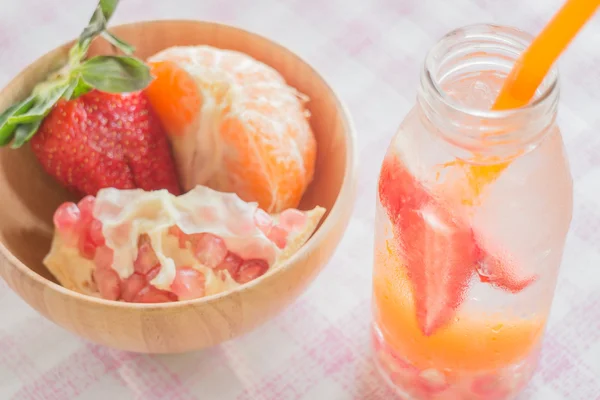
[422,23,559,118]
[418,24,559,157]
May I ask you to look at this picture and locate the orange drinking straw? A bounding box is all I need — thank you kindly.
[464,0,600,197]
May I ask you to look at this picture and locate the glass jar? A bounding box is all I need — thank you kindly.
[372,24,573,399]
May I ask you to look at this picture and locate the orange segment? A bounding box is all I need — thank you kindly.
[146,61,202,135]
[373,240,545,372]
[145,46,317,213]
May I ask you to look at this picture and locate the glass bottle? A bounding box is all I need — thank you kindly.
[372,24,573,400]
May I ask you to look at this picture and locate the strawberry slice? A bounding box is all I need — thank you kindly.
[471,220,537,293]
[378,154,479,336]
[401,203,479,336]
[378,154,429,224]
[475,241,537,293]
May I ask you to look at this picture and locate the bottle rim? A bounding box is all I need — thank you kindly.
[421,23,559,121]
[418,24,559,158]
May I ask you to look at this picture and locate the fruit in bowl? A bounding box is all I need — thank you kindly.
[47,186,324,303]
[0,0,355,353]
[1,0,325,304]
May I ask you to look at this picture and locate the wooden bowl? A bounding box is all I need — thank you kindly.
[0,20,356,353]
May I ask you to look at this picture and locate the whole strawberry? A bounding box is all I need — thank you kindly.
[0,0,181,196]
[30,90,181,196]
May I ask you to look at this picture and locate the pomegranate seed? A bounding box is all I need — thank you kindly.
[146,266,161,281]
[380,353,418,388]
[89,219,105,246]
[133,285,177,303]
[167,225,179,236]
[236,259,269,284]
[77,195,96,221]
[190,233,228,268]
[93,267,121,301]
[121,273,147,302]
[134,236,160,275]
[471,374,511,399]
[254,209,273,235]
[93,246,114,270]
[168,225,188,248]
[215,252,243,279]
[409,369,449,398]
[279,209,307,232]
[378,347,416,374]
[53,202,81,235]
[75,198,97,259]
[170,267,206,300]
[267,225,288,249]
[78,229,97,260]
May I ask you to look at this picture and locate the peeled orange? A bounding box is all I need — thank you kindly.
[145,46,317,213]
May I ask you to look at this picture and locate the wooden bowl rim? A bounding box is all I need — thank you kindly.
[0,19,358,310]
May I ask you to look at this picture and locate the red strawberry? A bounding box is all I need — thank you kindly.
[0,0,181,196]
[378,154,479,336]
[30,90,181,196]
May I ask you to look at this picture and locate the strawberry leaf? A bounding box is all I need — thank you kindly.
[9,83,69,124]
[64,76,93,100]
[0,97,35,145]
[72,78,94,99]
[11,119,42,149]
[0,105,19,145]
[62,78,78,100]
[79,55,152,93]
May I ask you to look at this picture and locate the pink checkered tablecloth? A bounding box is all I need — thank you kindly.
[1,0,600,399]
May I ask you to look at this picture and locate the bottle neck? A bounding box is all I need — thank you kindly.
[417,24,559,162]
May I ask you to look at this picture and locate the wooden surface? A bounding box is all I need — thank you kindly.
[0,20,357,354]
